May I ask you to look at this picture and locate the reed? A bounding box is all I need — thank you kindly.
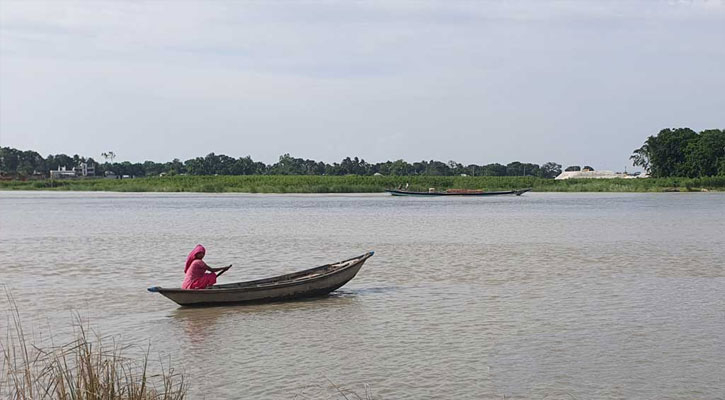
[291,380,376,400]
[1,290,187,400]
[1,175,724,193]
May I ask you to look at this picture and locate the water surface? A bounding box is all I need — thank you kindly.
[1,192,724,399]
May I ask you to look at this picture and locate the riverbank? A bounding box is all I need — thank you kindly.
[1,175,724,193]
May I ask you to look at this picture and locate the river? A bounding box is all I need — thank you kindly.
[1,191,723,399]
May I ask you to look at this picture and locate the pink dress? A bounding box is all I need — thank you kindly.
[182,259,217,289]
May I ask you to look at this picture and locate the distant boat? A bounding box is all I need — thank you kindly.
[148,252,373,307]
[385,188,531,197]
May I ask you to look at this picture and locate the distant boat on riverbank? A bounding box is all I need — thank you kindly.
[385,188,531,196]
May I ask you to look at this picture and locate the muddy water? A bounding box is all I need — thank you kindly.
[1,192,723,399]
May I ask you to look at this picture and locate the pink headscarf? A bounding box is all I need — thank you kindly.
[185,244,206,273]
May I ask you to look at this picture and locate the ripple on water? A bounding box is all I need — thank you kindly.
[1,192,724,399]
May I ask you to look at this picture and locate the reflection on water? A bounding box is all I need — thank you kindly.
[171,307,226,348]
[169,293,363,335]
[1,192,724,399]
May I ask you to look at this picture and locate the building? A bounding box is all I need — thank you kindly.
[79,162,95,177]
[49,162,96,179]
[555,170,640,180]
[49,166,78,179]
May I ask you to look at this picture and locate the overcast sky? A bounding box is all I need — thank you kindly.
[1,1,723,170]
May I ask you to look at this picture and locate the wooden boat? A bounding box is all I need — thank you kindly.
[148,252,373,307]
[385,188,531,197]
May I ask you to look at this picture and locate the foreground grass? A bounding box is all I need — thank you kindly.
[1,292,187,400]
[1,289,375,400]
[1,175,724,193]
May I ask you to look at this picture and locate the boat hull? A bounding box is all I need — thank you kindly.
[150,252,373,307]
[386,188,531,197]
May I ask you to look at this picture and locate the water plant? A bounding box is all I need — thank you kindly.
[1,290,187,400]
[1,175,724,193]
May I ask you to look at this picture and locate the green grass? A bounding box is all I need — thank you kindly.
[1,290,187,400]
[1,175,724,193]
[1,287,375,400]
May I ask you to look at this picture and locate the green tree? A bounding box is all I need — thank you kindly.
[412,161,426,175]
[448,160,464,175]
[0,147,20,174]
[632,128,698,177]
[269,153,309,175]
[389,159,413,175]
[17,159,35,176]
[165,158,185,175]
[184,157,204,175]
[506,162,539,176]
[683,129,725,177]
[228,156,259,175]
[425,160,451,176]
[463,164,480,176]
[47,154,74,171]
[630,144,650,174]
[480,163,507,176]
[539,162,562,178]
[143,161,163,176]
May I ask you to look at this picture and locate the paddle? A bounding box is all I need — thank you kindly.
[215,264,232,277]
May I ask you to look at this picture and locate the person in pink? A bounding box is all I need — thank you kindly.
[182,244,231,289]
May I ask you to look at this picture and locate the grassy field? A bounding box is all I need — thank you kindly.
[1,175,724,193]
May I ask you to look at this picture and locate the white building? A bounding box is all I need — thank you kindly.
[49,162,96,179]
[555,170,639,180]
[49,166,77,179]
[79,162,95,176]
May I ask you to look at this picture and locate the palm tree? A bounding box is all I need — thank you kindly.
[101,151,116,163]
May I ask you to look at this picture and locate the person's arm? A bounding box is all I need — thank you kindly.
[215,264,232,278]
[206,264,232,273]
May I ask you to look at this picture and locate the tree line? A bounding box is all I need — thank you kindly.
[630,128,725,178]
[0,148,565,178]
[5,127,721,179]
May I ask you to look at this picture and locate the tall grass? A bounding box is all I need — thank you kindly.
[1,291,186,400]
[1,175,724,193]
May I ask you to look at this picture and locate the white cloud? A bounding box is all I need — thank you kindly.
[1,1,723,168]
